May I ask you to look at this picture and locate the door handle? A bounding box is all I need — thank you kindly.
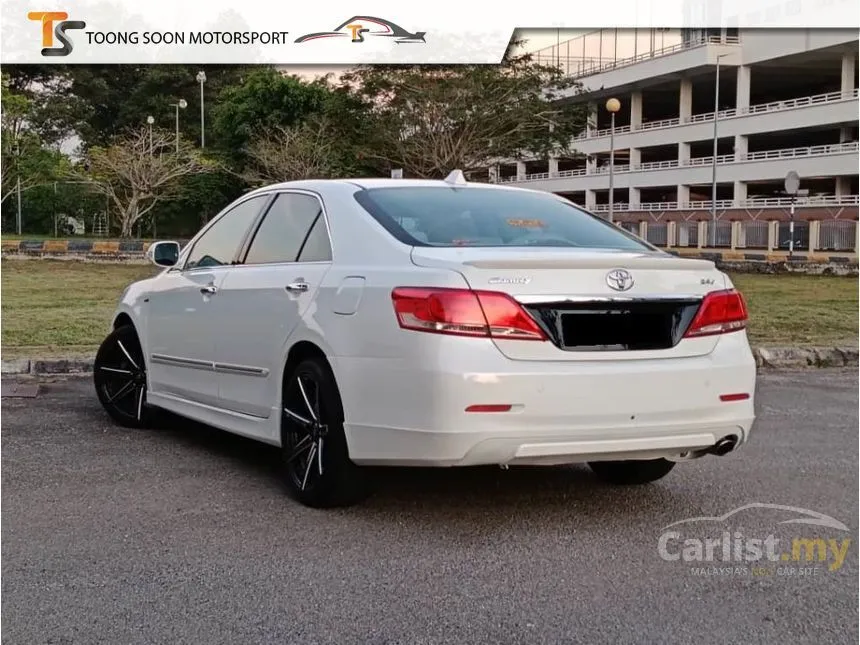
[200,285,218,295]
[285,281,310,293]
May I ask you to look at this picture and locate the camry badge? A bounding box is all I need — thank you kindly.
[488,277,531,285]
[606,269,634,292]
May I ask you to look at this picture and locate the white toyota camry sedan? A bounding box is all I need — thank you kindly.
[94,172,756,507]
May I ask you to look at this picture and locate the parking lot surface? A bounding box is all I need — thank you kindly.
[2,370,857,644]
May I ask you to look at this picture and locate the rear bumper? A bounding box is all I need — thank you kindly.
[335,332,756,467]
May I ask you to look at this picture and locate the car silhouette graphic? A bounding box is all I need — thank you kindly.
[294,16,426,44]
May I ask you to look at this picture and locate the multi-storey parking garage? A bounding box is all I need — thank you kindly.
[491,29,859,256]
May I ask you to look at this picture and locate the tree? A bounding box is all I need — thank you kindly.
[242,115,345,185]
[211,68,333,155]
[2,66,80,146]
[75,127,213,237]
[340,55,586,179]
[1,74,65,206]
[1,64,253,150]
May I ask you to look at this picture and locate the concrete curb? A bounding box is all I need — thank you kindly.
[2,358,94,376]
[2,346,857,376]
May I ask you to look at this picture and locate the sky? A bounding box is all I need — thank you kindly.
[278,29,590,80]
[278,28,680,80]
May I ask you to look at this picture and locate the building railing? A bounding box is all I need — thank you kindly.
[610,220,857,252]
[575,88,859,142]
[542,34,741,80]
[494,142,859,184]
[590,195,860,212]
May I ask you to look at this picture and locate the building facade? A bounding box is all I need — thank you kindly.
[494,29,860,255]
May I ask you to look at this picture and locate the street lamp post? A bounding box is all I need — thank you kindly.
[783,170,809,262]
[146,115,156,237]
[170,99,187,154]
[196,71,207,148]
[605,97,622,224]
[146,115,154,156]
[710,53,730,247]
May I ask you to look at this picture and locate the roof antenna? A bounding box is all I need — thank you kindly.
[444,169,467,186]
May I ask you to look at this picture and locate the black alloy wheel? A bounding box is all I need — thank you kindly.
[93,325,151,428]
[281,358,370,508]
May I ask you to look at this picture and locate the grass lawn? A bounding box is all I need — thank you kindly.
[0,259,857,357]
[1,260,158,358]
[730,273,858,347]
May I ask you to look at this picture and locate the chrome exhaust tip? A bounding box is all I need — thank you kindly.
[710,435,739,456]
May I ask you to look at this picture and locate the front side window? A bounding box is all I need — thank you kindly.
[244,193,331,264]
[354,186,652,251]
[185,196,267,270]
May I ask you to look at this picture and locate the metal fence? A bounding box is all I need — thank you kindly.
[620,221,640,236]
[674,222,699,247]
[646,223,668,246]
[777,221,810,251]
[703,221,733,248]
[736,221,769,249]
[817,220,857,252]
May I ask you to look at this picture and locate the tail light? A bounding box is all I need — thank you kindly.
[391,287,546,340]
[684,289,748,338]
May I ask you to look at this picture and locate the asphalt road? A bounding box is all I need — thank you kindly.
[2,370,858,645]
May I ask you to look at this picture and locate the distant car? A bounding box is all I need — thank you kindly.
[57,215,85,236]
[94,172,757,507]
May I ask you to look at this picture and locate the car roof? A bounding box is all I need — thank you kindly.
[244,177,530,195]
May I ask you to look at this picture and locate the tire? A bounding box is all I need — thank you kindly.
[280,357,371,508]
[588,458,676,485]
[93,325,152,429]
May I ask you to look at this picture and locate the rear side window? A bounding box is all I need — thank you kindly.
[354,186,651,251]
[244,193,330,265]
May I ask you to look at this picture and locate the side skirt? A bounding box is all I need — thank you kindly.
[147,391,282,447]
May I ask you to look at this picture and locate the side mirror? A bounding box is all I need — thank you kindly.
[148,240,181,267]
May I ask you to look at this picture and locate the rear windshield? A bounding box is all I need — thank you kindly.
[353,186,652,251]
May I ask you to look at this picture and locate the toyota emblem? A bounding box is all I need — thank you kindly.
[606,269,634,292]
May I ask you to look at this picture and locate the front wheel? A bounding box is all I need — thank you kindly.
[93,325,151,428]
[281,358,371,508]
[588,458,676,485]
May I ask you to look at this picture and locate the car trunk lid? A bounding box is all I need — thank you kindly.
[410,246,727,361]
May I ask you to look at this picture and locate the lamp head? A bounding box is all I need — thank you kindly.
[605,97,621,113]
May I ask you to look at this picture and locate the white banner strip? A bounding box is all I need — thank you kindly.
[1,0,858,64]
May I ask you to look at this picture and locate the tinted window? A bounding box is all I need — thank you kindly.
[354,187,651,251]
[244,193,328,264]
[297,216,332,262]
[185,196,266,269]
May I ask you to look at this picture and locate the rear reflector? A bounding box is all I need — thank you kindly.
[391,287,546,340]
[684,289,749,338]
[465,404,513,413]
[720,393,750,402]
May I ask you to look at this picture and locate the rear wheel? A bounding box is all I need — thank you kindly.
[588,458,676,485]
[281,358,370,508]
[93,325,151,428]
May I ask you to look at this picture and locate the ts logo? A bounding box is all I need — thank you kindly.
[27,11,86,57]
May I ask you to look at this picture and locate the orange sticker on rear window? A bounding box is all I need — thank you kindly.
[507,218,545,228]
